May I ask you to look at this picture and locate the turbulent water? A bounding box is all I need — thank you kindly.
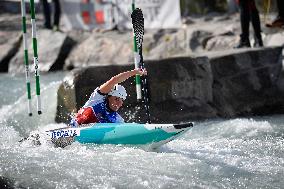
[0,72,283,189]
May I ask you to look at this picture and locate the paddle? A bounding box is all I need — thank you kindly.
[131,8,151,124]
[131,1,142,101]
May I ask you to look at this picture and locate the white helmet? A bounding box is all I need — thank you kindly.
[108,84,127,100]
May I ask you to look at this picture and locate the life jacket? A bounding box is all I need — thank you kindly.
[70,88,124,127]
[74,107,99,125]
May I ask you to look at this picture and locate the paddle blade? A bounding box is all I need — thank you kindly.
[131,8,144,49]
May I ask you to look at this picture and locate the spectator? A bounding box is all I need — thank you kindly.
[227,0,238,14]
[235,0,263,48]
[42,0,61,31]
[266,0,284,28]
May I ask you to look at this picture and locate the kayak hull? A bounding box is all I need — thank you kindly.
[45,123,193,147]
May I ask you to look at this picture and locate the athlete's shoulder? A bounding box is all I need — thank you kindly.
[84,87,107,107]
[92,87,107,98]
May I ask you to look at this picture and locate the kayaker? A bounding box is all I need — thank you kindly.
[70,68,147,127]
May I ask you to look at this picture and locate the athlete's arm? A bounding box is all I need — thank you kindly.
[99,68,147,94]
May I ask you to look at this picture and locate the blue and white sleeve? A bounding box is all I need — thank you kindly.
[83,87,107,107]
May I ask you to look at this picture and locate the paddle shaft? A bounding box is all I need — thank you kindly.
[132,1,142,101]
[131,8,151,123]
[139,45,151,124]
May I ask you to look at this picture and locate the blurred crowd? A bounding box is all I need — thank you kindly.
[40,0,284,49]
[41,0,61,31]
[181,0,284,49]
[235,0,283,48]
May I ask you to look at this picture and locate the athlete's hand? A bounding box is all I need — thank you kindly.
[133,68,147,76]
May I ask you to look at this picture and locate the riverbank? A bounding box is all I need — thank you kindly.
[1,9,284,73]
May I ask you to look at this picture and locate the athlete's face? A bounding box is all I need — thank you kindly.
[108,96,124,111]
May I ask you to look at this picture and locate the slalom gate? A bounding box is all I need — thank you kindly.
[20,0,42,116]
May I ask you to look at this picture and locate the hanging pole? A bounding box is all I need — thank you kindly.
[132,0,142,101]
[21,0,32,116]
[29,0,42,115]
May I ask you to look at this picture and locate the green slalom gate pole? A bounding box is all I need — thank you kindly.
[29,0,42,115]
[21,0,32,116]
[132,0,142,101]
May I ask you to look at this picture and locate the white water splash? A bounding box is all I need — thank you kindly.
[0,73,284,189]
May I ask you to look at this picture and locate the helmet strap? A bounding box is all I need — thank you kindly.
[106,96,115,112]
